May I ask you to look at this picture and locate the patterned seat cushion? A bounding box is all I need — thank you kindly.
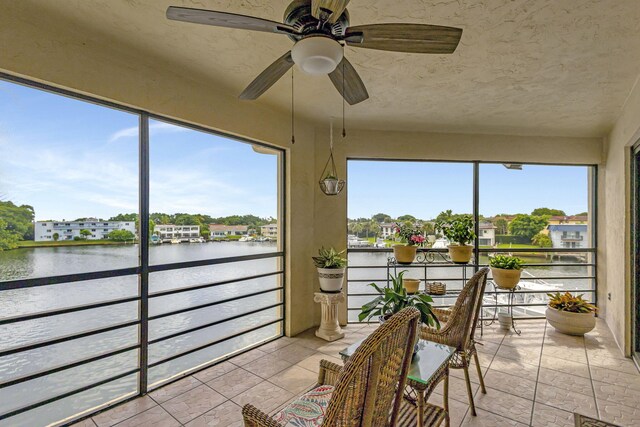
[272,385,334,427]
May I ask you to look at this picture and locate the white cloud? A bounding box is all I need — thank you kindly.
[108,121,188,142]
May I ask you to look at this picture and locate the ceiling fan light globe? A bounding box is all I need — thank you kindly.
[291,36,344,75]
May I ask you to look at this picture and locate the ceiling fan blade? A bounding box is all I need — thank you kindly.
[167,6,299,35]
[239,51,294,100]
[329,57,369,105]
[311,0,350,24]
[344,23,462,54]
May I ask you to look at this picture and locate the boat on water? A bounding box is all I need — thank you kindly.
[189,237,205,243]
[170,238,180,244]
[239,236,255,242]
[150,235,161,245]
[348,234,372,248]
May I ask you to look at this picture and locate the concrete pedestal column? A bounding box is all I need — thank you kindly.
[314,292,345,341]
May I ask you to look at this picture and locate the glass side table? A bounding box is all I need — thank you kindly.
[340,338,456,426]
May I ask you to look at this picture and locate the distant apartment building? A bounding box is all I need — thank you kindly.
[478,222,497,246]
[260,223,278,238]
[209,224,249,237]
[547,224,588,249]
[155,224,200,242]
[35,219,136,241]
[543,215,588,235]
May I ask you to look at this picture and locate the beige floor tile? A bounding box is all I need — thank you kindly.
[428,393,469,427]
[257,337,298,353]
[530,402,574,427]
[228,348,268,367]
[534,382,597,418]
[270,343,318,364]
[500,336,545,349]
[474,340,500,356]
[488,356,539,382]
[495,344,541,365]
[184,400,244,427]
[588,353,639,375]
[460,407,528,426]
[590,365,640,391]
[294,353,343,373]
[268,365,318,394]
[161,384,227,424]
[93,396,157,427]
[544,330,585,348]
[192,361,236,383]
[243,353,293,379]
[483,370,536,400]
[541,345,588,364]
[231,381,294,414]
[540,354,591,378]
[473,387,533,424]
[293,334,330,350]
[433,375,480,404]
[316,340,354,357]
[114,406,180,427]
[206,368,263,398]
[536,367,594,396]
[450,365,486,384]
[149,376,202,404]
[597,399,640,426]
[592,380,640,410]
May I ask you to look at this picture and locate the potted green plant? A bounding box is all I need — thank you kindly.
[312,247,347,293]
[358,270,440,329]
[489,254,523,289]
[392,222,426,264]
[435,215,476,263]
[546,292,597,335]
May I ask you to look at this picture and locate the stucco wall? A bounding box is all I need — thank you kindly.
[602,77,640,354]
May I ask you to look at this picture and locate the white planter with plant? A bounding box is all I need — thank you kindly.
[546,292,597,336]
[313,247,347,293]
[435,216,476,264]
[489,255,523,289]
[392,222,426,264]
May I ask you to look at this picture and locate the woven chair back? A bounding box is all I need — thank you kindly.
[322,307,420,427]
[465,267,490,349]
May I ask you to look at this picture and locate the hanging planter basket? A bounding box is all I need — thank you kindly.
[319,124,345,196]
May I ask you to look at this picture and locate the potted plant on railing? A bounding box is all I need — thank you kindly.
[435,215,476,264]
[546,292,597,336]
[489,254,523,289]
[358,270,440,328]
[392,222,426,264]
[312,247,347,293]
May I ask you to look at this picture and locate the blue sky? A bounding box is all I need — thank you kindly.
[0,80,279,221]
[0,79,589,222]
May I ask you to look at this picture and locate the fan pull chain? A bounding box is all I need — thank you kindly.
[291,69,295,144]
[342,61,346,138]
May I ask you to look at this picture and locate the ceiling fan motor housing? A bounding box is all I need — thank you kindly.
[284,0,350,41]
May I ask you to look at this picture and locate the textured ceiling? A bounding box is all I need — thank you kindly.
[24,0,640,137]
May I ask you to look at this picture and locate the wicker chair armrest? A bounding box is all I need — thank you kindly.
[318,359,343,386]
[419,325,454,346]
[432,307,452,323]
[242,404,284,427]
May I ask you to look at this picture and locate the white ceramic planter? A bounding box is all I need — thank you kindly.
[545,306,596,336]
[317,267,346,293]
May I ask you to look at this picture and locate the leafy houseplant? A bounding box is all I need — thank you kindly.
[435,215,476,264]
[358,270,440,329]
[313,247,347,293]
[546,292,597,335]
[489,254,523,289]
[392,222,425,264]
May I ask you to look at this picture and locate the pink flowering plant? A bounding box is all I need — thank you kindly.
[394,222,426,246]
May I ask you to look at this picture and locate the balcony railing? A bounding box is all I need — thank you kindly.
[346,247,596,323]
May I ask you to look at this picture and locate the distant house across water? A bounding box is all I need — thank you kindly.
[478,222,497,246]
[260,223,278,238]
[547,224,588,249]
[35,219,136,241]
[155,224,200,242]
[209,224,249,238]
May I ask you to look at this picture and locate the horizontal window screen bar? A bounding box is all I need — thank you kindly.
[148,286,283,320]
[0,296,141,325]
[148,252,283,273]
[0,268,140,291]
[149,303,284,344]
[0,368,139,421]
[148,318,283,368]
[149,271,283,298]
[348,263,595,268]
[0,343,140,389]
[348,248,595,253]
[0,320,140,358]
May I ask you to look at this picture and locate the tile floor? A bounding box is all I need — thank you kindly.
[75,319,640,427]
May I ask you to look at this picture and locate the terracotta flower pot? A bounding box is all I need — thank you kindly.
[546,306,596,336]
[402,278,420,294]
[393,245,418,264]
[448,244,473,264]
[317,267,345,293]
[491,267,522,289]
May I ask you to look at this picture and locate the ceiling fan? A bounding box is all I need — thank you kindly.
[167,0,462,105]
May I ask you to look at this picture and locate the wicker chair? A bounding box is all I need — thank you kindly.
[242,307,421,427]
[420,267,489,416]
